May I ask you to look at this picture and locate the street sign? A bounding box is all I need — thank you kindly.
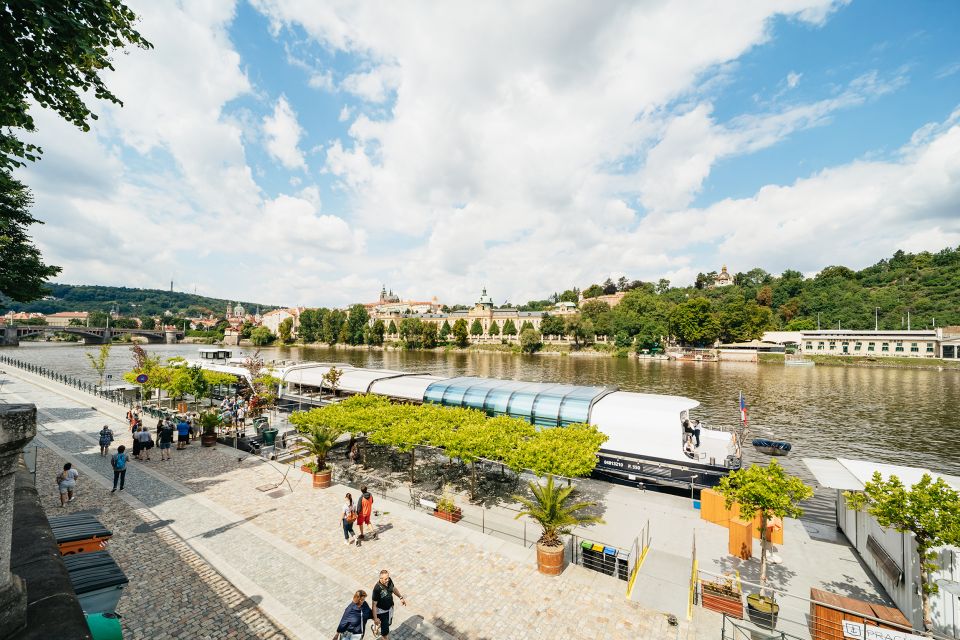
[136,374,148,384]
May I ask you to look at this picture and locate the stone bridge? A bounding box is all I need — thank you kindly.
[0,325,183,346]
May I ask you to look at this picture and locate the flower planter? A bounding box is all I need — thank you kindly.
[433,508,462,523]
[201,434,217,447]
[312,469,332,489]
[536,542,565,576]
[746,594,778,629]
[700,581,744,618]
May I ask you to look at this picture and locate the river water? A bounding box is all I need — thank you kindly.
[6,342,958,477]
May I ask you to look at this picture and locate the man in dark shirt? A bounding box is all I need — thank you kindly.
[371,569,407,639]
[158,420,175,461]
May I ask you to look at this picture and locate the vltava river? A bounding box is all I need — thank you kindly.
[6,342,958,477]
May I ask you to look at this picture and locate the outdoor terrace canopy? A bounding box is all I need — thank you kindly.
[423,376,614,427]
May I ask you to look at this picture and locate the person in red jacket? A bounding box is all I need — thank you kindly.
[355,485,374,544]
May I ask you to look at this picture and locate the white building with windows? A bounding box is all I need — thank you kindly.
[799,329,942,358]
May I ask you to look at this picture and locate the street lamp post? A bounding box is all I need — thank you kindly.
[875,307,879,331]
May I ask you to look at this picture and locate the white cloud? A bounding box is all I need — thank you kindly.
[786,71,802,89]
[248,0,860,302]
[263,95,308,170]
[338,105,352,122]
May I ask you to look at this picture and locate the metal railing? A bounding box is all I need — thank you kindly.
[330,463,539,547]
[0,355,133,407]
[700,568,950,640]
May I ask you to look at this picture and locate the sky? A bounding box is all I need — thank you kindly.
[16,0,960,308]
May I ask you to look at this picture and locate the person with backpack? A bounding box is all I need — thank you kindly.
[111,445,127,492]
[334,590,372,640]
[98,425,114,456]
[56,463,79,507]
[355,485,374,544]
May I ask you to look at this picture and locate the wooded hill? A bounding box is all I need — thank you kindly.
[542,246,960,349]
[0,283,275,318]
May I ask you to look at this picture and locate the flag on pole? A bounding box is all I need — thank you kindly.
[739,392,747,425]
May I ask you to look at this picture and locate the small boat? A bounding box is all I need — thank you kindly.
[752,438,792,456]
[784,360,814,367]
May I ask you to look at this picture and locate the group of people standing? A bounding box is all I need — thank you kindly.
[335,570,408,640]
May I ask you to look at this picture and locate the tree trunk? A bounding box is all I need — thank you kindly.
[410,447,416,484]
[919,544,933,634]
[758,513,769,598]
[471,462,478,499]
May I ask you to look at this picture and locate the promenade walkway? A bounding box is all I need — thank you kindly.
[3,366,700,639]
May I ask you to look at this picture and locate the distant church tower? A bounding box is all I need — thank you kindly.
[170,279,173,292]
[226,302,234,319]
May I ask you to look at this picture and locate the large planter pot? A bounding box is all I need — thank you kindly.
[536,542,565,576]
[700,581,744,618]
[201,433,217,447]
[746,594,779,629]
[312,469,332,489]
[433,508,462,523]
[261,428,278,446]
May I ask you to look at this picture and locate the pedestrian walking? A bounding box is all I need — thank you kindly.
[56,463,79,507]
[371,570,407,640]
[176,416,190,450]
[692,419,702,448]
[158,420,174,461]
[355,485,374,543]
[111,445,127,492]
[98,425,114,456]
[342,493,357,545]
[334,590,373,640]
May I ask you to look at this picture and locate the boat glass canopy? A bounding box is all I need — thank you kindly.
[423,376,614,427]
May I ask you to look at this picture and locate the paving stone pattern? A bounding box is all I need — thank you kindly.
[6,369,703,640]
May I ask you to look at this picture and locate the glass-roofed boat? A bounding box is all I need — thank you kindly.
[203,358,743,488]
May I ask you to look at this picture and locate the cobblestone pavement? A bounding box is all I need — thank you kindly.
[5,368,704,640]
[32,446,291,640]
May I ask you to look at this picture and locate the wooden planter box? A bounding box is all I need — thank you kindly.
[701,582,744,618]
[433,508,462,523]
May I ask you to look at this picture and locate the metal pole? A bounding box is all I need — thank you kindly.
[875,307,879,331]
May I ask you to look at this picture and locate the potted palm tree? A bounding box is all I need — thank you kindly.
[514,475,603,576]
[199,411,220,447]
[298,423,343,489]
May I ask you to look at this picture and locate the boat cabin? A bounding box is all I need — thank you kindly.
[198,348,233,361]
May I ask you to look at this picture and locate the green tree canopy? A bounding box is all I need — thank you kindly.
[250,326,275,346]
[346,304,369,345]
[439,319,451,340]
[387,319,398,335]
[470,318,483,336]
[452,318,469,347]
[0,172,61,304]
[846,473,960,631]
[539,314,565,338]
[718,460,813,597]
[278,317,294,343]
[1,1,152,170]
[502,318,517,336]
[520,327,542,353]
[488,320,500,336]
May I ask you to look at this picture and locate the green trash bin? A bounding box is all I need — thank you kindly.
[86,612,122,640]
[261,428,278,446]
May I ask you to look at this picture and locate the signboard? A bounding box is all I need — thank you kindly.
[136,374,149,384]
[842,621,925,640]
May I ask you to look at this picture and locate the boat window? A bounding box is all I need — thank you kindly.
[532,391,565,427]
[507,389,538,419]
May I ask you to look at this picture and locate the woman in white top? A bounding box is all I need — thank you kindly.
[341,493,357,544]
[57,463,79,507]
